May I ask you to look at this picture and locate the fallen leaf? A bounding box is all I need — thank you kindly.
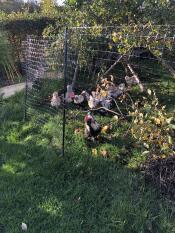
[113,115,119,121]
[142,151,150,156]
[74,128,81,134]
[100,150,109,157]
[92,148,98,156]
[147,89,152,95]
[101,125,112,134]
[154,118,161,125]
[143,143,149,149]
[21,223,27,231]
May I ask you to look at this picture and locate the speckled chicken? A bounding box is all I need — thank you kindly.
[84,112,101,140]
[51,91,61,108]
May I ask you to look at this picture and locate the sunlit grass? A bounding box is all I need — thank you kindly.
[0,91,174,233]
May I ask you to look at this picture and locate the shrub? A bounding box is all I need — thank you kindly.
[130,89,175,159]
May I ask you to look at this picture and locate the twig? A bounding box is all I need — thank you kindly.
[127,63,144,92]
[68,107,123,120]
[125,92,135,108]
[96,53,125,86]
[112,98,124,116]
[90,107,121,115]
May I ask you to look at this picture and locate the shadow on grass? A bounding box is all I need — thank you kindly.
[0,140,174,233]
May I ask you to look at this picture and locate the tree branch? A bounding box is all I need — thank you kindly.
[72,56,79,89]
[157,57,175,79]
[102,55,123,77]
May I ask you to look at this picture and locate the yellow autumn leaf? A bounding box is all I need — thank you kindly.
[155,118,161,125]
[100,150,109,157]
[134,119,138,124]
[166,117,173,124]
[142,151,150,156]
[162,143,169,150]
[101,125,111,134]
[113,115,119,122]
[152,132,159,139]
[143,143,149,149]
[92,149,98,157]
[152,154,157,159]
[139,113,144,118]
[168,136,173,144]
[161,154,166,159]
[101,90,108,97]
[147,89,152,95]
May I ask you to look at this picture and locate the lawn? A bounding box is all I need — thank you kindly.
[0,91,175,233]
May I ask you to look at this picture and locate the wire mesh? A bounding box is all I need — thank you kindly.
[22,33,65,153]
[64,26,175,200]
[0,29,22,88]
[65,26,175,111]
[23,26,175,198]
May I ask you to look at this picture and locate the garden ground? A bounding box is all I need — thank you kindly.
[0,92,175,233]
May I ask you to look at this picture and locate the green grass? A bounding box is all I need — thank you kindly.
[0,92,175,233]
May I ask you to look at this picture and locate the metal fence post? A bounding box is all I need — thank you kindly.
[24,35,30,121]
[62,27,68,156]
[24,74,28,121]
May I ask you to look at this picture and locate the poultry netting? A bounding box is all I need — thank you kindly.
[65,26,175,119]
[64,26,175,200]
[22,34,65,153]
[23,34,65,115]
[23,26,175,198]
[0,30,22,88]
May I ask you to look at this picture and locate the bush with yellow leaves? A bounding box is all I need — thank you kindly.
[130,89,175,159]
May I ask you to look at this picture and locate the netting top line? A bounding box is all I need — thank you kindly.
[70,25,175,29]
[25,23,175,36]
[69,25,175,35]
[25,34,175,43]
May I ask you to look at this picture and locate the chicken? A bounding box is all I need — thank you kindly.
[100,77,114,88]
[100,97,112,109]
[74,94,85,104]
[118,83,126,91]
[84,112,101,140]
[108,85,123,98]
[91,91,97,98]
[88,95,100,109]
[65,84,75,103]
[125,75,138,86]
[81,90,90,101]
[51,91,61,108]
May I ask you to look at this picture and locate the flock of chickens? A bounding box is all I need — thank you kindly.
[50,75,140,140]
[50,75,138,109]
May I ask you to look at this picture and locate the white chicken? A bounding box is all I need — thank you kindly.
[88,95,100,109]
[65,84,75,103]
[91,91,97,98]
[51,91,61,108]
[125,75,138,86]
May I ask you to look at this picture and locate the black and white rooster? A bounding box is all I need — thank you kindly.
[84,112,101,140]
